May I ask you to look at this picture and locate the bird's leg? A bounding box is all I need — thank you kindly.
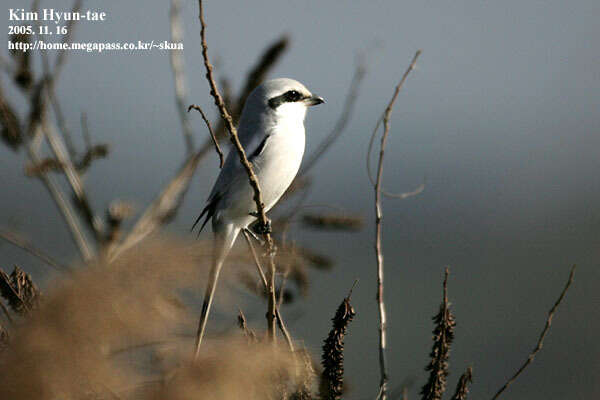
[249,212,272,235]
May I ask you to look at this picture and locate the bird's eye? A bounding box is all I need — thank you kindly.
[284,90,302,102]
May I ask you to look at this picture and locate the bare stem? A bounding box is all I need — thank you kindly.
[491,265,576,400]
[0,229,71,273]
[196,0,277,342]
[242,230,295,352]
[27,126,94,261]
[373,50,422,400]
[170,0,195,155]
[188,104,224,168]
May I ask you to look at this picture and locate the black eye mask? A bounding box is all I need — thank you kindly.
[268,90,305,109]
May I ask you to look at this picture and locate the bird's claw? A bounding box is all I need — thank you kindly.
[249,213,272,235]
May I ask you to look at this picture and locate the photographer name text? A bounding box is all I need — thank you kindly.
[9,8,106,24]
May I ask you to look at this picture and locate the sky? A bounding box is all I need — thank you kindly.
[1,1,599,399]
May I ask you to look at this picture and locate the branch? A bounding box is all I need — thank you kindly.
[300,59,365,176]
[197,0,278,341]
[0,229,71,273]
[491,265,576,400]
[107,151,203,261]
[367,51,424,199]
[41,112,106,242]
[374,50,422,400]
[188,104,224,168]
[242,230,295,353]
[27,124,94,261]
[170,0,195,155]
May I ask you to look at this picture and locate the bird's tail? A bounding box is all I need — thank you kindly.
[194,224,240,359]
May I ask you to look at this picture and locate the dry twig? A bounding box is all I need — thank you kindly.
[242,230,296,353]
[0,229,71,273]
[188,104,224,168]
[237,308,257,342]
[196,0,278,343]
[451,367,473,400]
[170,0,195,155]
[300,59,365,175]
[491,265,576,400]
[107,151,203,261]
[373,50,421,400]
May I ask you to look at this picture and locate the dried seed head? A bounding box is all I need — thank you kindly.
[319,295,355,400]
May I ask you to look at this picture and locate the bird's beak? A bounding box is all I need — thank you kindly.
[305,95,325,106]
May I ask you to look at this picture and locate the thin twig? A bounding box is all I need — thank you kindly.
[491,265,576,400]
[366,53,424,199]
[197,0,278,342]
[0,229,71,273]
[170,0,195,155]
[242,229,268,291]
[107,150,203,261]
[213,35,290,139]
[374,50,422,400]
[188,104,224,168]
[237,308,257,341]
[43,0,83,158]
[80,111,92,150]
[300,59,366,175]
[242,230,295,352]
[53,0,83,79]
[42,113,106,242]
[27,125,94,261]
[188,34,288,168]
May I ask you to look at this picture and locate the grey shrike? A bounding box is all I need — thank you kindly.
[192,78,324,353]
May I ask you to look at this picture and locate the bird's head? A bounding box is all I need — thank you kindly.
[242,78,324,125]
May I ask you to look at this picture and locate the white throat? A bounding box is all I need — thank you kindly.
[273,102,307,128]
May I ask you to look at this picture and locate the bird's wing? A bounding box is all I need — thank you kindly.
[192,129,270,234]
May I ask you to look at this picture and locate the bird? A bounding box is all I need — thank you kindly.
[192,78,324,356]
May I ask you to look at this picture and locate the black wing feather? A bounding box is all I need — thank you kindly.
[191,193,220,237]
[248,135,270,161]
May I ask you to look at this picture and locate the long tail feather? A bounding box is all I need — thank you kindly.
[194,224,240,358]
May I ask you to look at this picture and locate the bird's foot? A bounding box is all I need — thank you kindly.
[249,213,272,235]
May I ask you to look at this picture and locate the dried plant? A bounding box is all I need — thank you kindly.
[0,265,41,315]
[0,82,22,150]
[291,348,318,400]
[420,268,455,400]
[0,237,238,399]
[491,265,576,399]
[75,143,109,172]
[237,308,258,342]
[8,33,32,90]
[319,288,356,400]
[147,339,304,400]
[371,50,422,400]
[451,367,473,400]
[302,213,364,232]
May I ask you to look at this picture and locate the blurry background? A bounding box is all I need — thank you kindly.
[1,1,599,399]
